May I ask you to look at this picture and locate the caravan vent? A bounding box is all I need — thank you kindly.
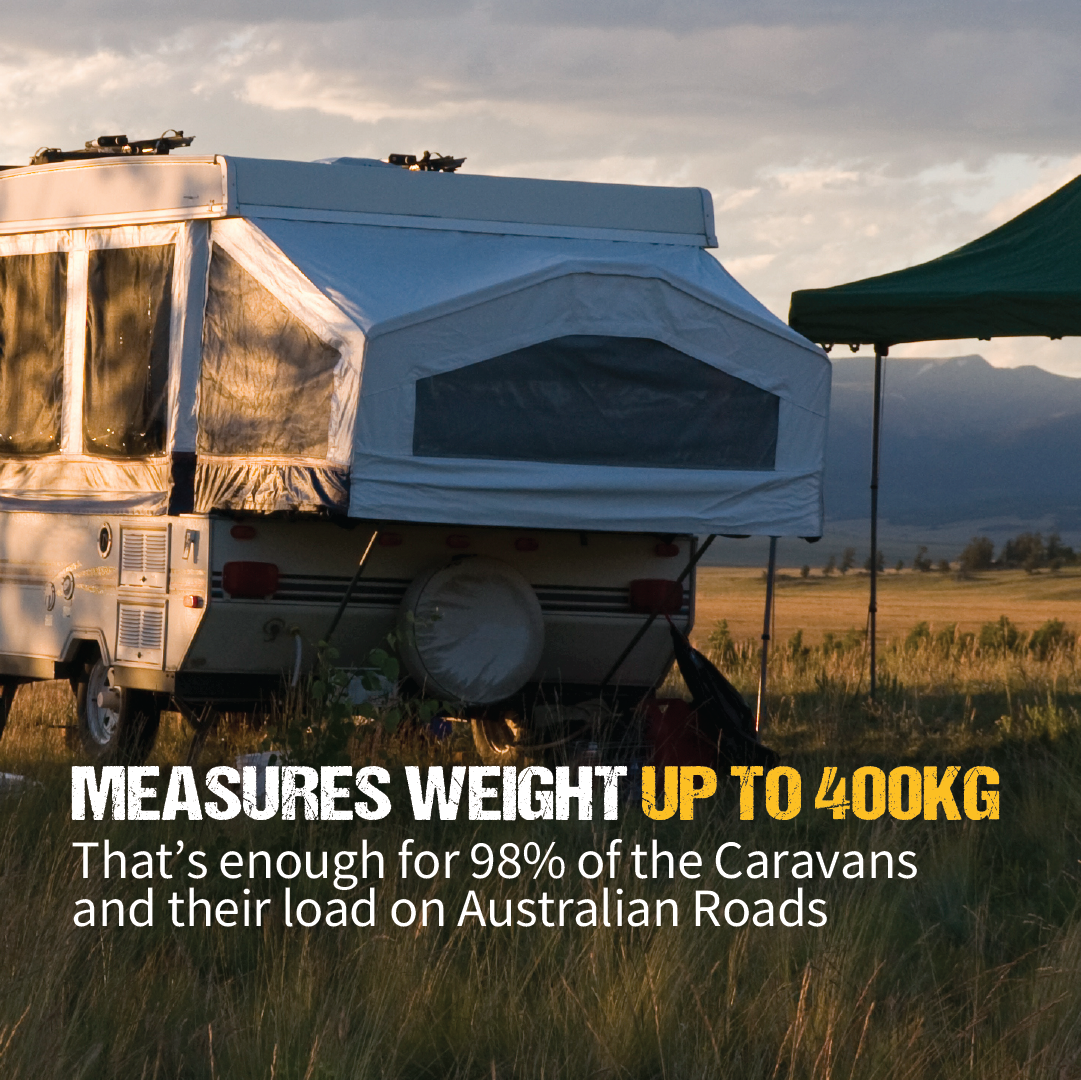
[116,603,165,664]
[120,528,168,588]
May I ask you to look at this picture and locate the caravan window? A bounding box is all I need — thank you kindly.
[0,252,66,455]
[413,335,779,470]
[198,248,339,458]
[84,245,173,458]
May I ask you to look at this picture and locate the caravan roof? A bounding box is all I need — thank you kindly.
[0,155,717,247]
[0,154,829,535]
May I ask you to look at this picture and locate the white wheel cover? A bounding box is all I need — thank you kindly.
[398,557,545,704]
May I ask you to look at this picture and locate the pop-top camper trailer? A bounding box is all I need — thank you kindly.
[0,136,829,762]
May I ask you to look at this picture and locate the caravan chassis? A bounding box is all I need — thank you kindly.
[0,508,694,759]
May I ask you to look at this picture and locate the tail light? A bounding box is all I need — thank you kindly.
[654,542,680,558]
[222,561,279,599]
[629,579,684,615]
[230,524,257,540]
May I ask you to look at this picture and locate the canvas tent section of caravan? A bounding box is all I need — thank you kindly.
[0,151,829,763]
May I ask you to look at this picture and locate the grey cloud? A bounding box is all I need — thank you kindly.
[0,5,1078,371]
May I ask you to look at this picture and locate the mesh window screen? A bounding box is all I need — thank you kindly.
[0,252,66,455]
[198,247,339,458]
[84,245,173,458]
[414,335,779,470]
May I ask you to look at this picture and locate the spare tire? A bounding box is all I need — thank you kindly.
[398,557,545,704]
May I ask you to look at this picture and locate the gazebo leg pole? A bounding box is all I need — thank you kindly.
[869,346,887,700]
[756,536,778,733]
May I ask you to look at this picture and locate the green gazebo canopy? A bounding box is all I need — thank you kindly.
[789,172,1081,347]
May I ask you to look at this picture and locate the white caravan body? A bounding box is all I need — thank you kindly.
[0,153,829,725]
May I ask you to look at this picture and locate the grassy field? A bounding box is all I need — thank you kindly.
[1,571,1081,1078]
[694,565,1081,646]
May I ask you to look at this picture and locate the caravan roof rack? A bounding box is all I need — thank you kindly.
[30,130,194,166]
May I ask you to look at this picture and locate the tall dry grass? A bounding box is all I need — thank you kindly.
[0,617,1079,1078]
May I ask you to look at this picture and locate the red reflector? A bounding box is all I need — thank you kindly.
[378,532,403,547]
[230,524,257,540]
[222,561,279,599]
[629,578,684,615]
[654,542,680,558]
[446,534,470,549]
[514,537,539,552]
[183,595,204,609]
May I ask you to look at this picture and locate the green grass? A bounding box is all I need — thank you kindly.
[2,607,1081,1077]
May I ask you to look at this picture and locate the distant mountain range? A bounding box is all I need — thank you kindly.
[826,355,1081,534]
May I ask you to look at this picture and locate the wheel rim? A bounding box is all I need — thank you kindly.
[85,662,119,746]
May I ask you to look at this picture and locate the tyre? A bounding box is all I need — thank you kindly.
[470,713,527,765]
[75,659,161,764]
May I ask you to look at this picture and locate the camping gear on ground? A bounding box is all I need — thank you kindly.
[789,170,1081,697]
[0,143,828,761]
[667,624,776,768]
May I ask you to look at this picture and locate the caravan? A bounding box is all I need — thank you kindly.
[0,140,829,761]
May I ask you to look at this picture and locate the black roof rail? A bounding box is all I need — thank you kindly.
[30,130,194,166]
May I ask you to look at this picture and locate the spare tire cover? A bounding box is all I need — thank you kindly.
[398,557,545,704]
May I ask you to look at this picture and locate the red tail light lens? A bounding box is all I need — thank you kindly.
[222,561,279,599]
[230,524,257,540]
[654,542,680,558]
[629,579,685,615]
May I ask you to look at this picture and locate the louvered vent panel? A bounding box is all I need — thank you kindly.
[116,603,166,664]
[120,528,168,588]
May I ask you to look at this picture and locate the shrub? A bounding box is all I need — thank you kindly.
[706,619,738,666]
[821,627,865,656]
[979,615,1023,654]
[905,621,931,651]
[1028,618,1076,660]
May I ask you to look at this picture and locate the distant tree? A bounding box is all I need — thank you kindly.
[936,558,951,573]
[840,547,856,575]
[863,549,885,572]
[999,532,1045,571]
[800,564,811,579]
[959,536,994,572]
[823,555,837,576]
[1046,532,1077,568]
[913,545,932,572]
[895,559,905,572]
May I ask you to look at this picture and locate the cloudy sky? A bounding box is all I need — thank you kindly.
[4,0,1080,373]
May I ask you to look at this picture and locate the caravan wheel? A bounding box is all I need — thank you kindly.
[471,713,527,765]
[75,659,161,764]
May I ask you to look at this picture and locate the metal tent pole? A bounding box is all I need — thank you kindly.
[756,536,778,732]
[325,528,380,644]
[869,346,887,700]
[598,534,717,690]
